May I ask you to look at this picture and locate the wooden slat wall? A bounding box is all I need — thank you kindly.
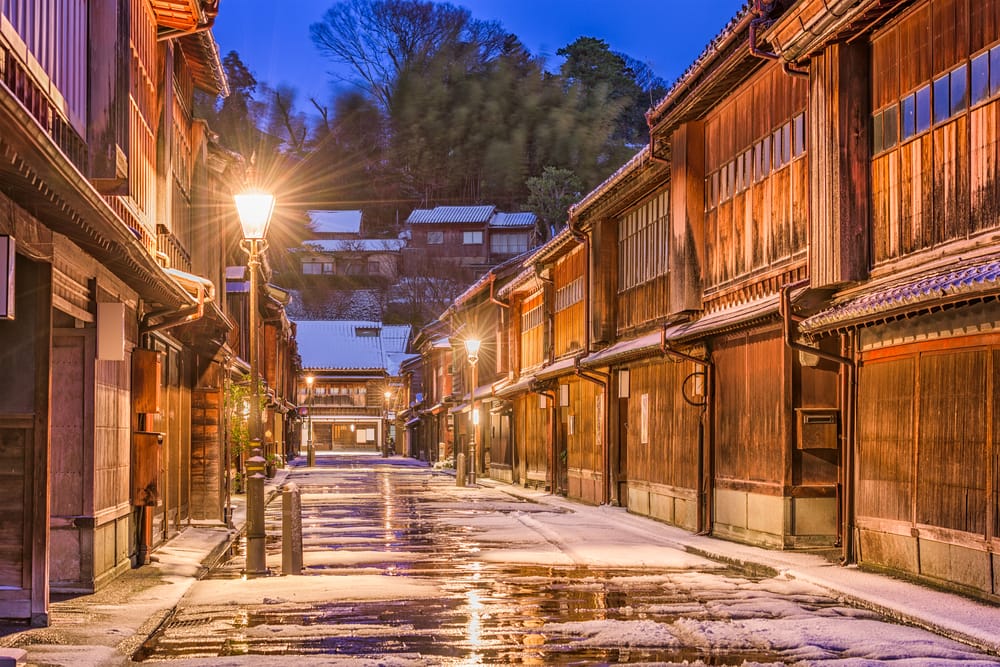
[520,292,544,369]
[712,328,785,485]
[859,341,998,538]
[514,394,548,483]
[857,358,914,522]
[564,378,600,474]
[703,62,807,293]
[0,419,29,589]
[871,0,1000,264]
[625,359,701,490]
[553,247,585,357]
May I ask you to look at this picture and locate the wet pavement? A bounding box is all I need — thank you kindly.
[135,455,1000,666]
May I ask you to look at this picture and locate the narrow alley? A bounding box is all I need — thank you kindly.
[132,456,1000,666]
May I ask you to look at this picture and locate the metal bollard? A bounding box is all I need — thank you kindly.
[455,452,466,487]
[245,451,268,575]
[282,482,303,575]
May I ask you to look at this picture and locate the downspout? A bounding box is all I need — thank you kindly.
[530,385,559,494]
[749,3,810,78]
[661,324,715,534]
[574,354,611,504]
[140,269,216,335]
[780,280,857,564]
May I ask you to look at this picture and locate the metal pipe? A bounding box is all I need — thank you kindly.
[574,356,611,504]
[780,281,854,368]
[661,323,715,534]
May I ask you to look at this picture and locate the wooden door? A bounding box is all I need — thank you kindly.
[50,331,92,587]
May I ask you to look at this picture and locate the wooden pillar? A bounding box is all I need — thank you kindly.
[669,121,705,315]
[808,41,871,288]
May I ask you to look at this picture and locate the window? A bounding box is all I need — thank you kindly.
[915,84,931,133]
[554,276,584,312]
[521,303,543,331]
[971,45,1000,107]
[792,113,806,158]
[302,261,322,275]
[323,262,334,274]
[933,72,951,123]
[873,104,899,154]
[972,51,990,105]
[427,230,444,244]
[901,93,916,138]
[772,127,785,170]
[367,260,380,274]
[463,230,483,245]
[618,192,668,291]
[950,64,968,115]
[490,233,529,255]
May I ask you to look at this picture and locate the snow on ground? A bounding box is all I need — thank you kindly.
[183,574,442,606]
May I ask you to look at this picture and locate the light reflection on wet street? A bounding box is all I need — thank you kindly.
[136,456,1000,665]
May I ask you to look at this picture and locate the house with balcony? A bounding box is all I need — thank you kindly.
[0,0,301,624]
[296,321,413,454]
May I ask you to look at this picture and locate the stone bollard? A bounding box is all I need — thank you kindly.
[245,450,268,575]
[282,482,303,575]
[455,452,466,487]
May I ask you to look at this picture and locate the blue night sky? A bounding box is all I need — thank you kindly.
[213,1,748,108]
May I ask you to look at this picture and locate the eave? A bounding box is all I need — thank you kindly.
[0,85,191,311]
[766,0,915,63]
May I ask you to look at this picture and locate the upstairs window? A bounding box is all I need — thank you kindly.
[427,230,444,244]
[463,231,483,245]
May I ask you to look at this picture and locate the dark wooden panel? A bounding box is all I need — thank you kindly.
[670,120,705,315]
[132,348,161,414]
[0,425,27,587]
[713,328,785,485]
[857,357,914,522]
[917,349,987,534]
[970,101,1000,232]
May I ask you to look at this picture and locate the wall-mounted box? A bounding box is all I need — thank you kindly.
[97,302,125,360]
[796,408,839,449]
[132,431,160,506]
[132,348,161,414]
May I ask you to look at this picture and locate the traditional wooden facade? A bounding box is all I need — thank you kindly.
[771,0,1000,601]
[407,320,455,464]
[0,0,302,624]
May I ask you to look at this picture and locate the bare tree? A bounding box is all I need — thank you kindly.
[310,0,506,111]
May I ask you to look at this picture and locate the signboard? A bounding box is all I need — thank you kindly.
[0,235,12,320]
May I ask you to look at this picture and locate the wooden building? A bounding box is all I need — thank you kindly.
[406,320,455,464]
[295,321,412,455]
[775,0,1000,601]
[0,0,301,623]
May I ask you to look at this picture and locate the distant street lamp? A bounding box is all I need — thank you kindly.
[235,189,274,576]
[464,338,481,485]
[306,374,315,467]
[383,390,393,457]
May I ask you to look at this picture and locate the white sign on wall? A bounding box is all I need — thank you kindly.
[0,235,13,320]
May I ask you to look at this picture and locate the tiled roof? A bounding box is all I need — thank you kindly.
[307,210,362,235]
[490,212,536,228]
[294,320,412,371]
[801,257,1000,334]
[405,205,495,224]
[303,239,405,253]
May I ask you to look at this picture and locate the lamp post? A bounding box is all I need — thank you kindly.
[235,189,274,576]
[383,390,392,457]
[464,338,481,485]
[306,374,315,467]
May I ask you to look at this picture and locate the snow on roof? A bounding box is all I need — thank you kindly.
[307,210,362,235]
[294,320,412,372]
[490,212,536,228]
[303,239,406,253]
[405,205,496,224]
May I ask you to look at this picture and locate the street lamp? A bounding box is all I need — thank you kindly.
[464,338,481,485]
[236,189,274,576]
[383,390,393,457]
[306,374,315,467]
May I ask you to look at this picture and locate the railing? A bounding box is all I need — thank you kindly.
[0,14,88,174]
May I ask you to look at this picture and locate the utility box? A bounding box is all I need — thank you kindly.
[796,408,839,450]
[132,348,162,414]
[132,431,161,506]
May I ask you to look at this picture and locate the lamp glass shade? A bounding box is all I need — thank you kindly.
[234,191,275,240]
[464,338,481,358]
[384,391,392,400]
[305,375,314,386]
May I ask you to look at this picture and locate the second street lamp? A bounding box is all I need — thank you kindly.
[306,374,315,467]
[383,390,392,457]
[235,189,274,576]
[464,338,481,485]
